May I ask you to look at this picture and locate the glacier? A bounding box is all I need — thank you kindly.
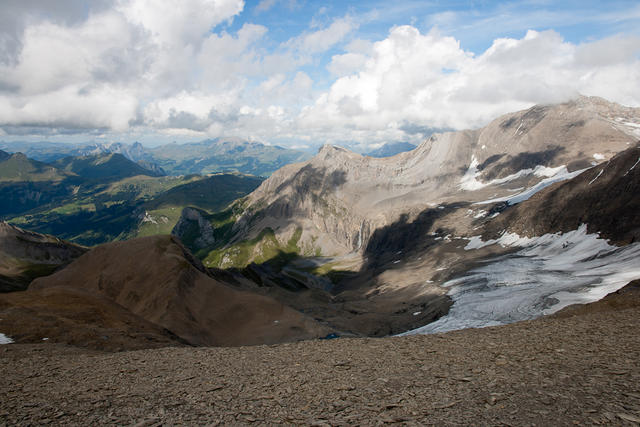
[403,225,640,335]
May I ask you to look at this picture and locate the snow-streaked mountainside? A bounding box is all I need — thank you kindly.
[176,95,640,337]
[230,96,639,256]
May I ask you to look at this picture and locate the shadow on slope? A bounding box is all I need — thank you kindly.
[484,143,640,245]
[0,235,334,350]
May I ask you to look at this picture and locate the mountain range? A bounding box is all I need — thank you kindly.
[0,138,311,177]
[364,141,417,158]
[0,95,639,348]
[173,95,640,336]
[0,149,263,245]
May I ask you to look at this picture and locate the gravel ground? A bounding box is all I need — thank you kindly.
[1,301,640,426]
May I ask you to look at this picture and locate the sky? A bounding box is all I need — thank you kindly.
[0,0,639,151]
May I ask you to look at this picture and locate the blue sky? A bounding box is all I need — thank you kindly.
[0,0,639,150]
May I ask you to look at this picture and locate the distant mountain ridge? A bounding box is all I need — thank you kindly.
[365,142,416,158]
[0,149,263,245]
[0,138,311,177]
[146,138,311,176]
[0,151,71,182]
[53,153,163,180]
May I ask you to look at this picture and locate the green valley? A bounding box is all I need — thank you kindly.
[1,150,263,246]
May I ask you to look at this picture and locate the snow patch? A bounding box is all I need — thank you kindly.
[0,333,13,344]
[459,156,484,191]
[532,165,566,177]
[473,210,487,219]
[593,153,605,160]
[475,167,587,205]
[464,231,535,250]
[403,225,640,335]
[624,157,640,176]
[460,154,568,192]
[588,169,603,185]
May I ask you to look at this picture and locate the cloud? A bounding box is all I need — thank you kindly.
[197,23,268,87]
[298,26,640,145]
[0,0,113,66]
[0,2,639,150]
[327,39,371,77]
[0,0,246,135]
[255,0,277,13]
[119,0,245,46]
[287,15,358,55]
[0,84,138,132]
[254,0,298,14]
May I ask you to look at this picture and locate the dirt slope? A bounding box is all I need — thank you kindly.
[0,286,184,351]
[1,281,639,426]
[5,235,333,347]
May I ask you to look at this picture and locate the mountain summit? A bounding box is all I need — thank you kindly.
[226,96,639,257]
[179,96,640,337]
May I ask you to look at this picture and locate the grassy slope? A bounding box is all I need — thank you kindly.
[6,174,263,246]
[202,226,303,269]
[0,153,70,182]
[53,153,160,180]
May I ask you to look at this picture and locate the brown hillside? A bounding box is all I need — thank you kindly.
[24,235,333,347]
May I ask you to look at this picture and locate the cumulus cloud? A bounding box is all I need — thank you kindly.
[0,0,246,135]
[0,1,639,149]
[299,26,640,145]
[119,0,245,46]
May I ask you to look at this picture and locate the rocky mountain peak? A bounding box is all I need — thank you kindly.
[223,96,640,260]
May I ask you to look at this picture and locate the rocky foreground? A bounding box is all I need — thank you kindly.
[1,283,639,426]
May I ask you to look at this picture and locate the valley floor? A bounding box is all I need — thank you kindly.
[2,289,640,426]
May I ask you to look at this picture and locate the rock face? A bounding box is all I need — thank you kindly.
[172,207,216,250]
[19,235,333,347]
[196,96,640,337]
[232,96,639,257]
[0,222,86,292]
[485,144,640,245]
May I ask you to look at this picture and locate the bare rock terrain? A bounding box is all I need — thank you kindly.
[1,281,639,426]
